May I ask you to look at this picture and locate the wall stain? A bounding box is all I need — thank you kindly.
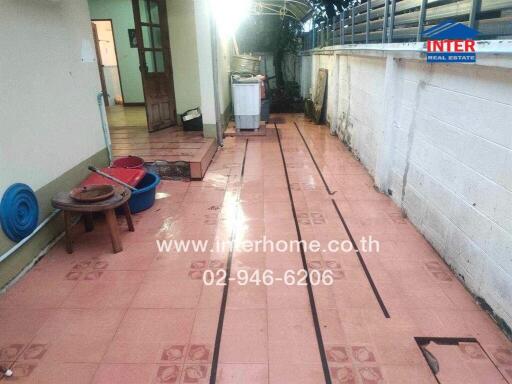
[400,65,434,215]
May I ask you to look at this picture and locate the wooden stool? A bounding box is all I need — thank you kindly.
[52,187,134,254]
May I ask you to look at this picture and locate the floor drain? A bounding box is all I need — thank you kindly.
[145,161,191,180]
[415,337,509,383]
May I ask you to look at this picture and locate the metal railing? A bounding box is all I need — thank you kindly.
[302,0,512,50]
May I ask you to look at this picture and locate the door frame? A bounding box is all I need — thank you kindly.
[131,0,177,132]
[91,19,126,106]
[91,22,108,106]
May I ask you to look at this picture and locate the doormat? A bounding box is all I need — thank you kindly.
[145,161,191,180]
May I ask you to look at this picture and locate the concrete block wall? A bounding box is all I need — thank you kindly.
[302,49,512,330]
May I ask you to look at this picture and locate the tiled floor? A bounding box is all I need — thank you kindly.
[1,114,511,383]
[107,105,147,128]
[106,104,217,179]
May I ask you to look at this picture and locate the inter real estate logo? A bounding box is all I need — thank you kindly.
[423,21,479,63]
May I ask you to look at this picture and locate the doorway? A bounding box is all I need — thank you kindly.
[91,20,124,107]
[131,0,177,132]
[91,1,177,133]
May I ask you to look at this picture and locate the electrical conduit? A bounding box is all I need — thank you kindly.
[0,93,111,264]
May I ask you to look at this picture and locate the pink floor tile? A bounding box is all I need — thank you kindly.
[267,309,321,365]
[219,309,268,363]
[31,309,124,363]
[97,246,156,271]
[382,364,438,384]
[102,341,163,364]
[227,283,267,309]
[269,363,325,384]
[0,269,77,309]
[62,271,144,309]
[113,309,195,345]
[0,309,53,345]
[216,363,268,383]
[6,362,97,384]
[92,363,161,384]
[266,279,309,309]
[0,115,510,383]
[130,272,203,309]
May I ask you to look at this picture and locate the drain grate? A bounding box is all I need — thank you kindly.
[145,161,191,180]
[415,337,510,383]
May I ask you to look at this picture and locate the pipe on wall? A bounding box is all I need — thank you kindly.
[0,209,61,264]
[97,92,113,163]
[0,93,109,265]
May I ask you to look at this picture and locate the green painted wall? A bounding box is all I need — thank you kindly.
[88,0,145,103]
[87,0,202,114]
[0,149,109,289]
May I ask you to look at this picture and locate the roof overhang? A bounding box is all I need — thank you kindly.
[251,0,313,22]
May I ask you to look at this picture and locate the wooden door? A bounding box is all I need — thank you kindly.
[92,22,109,107]
[132,0,177,132]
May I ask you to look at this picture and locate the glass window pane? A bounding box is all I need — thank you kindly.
[145,51,155,72]
[155,51,165,72]
[139,0,150,23]
[141,26,152,48]
[150,1,160,25]
[152,27,162,49]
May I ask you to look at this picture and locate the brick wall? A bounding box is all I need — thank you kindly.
[302,49,512,330]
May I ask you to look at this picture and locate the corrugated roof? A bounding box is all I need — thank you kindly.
[251,0,313,22]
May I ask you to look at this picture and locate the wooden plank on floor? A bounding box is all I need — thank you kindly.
[113,149,201,156]
[110,137,208,144]
[109,125,148,132]
[139,155,195,162]
[110,125,217,180]
[190,138,217,179]
[112,143,204,150]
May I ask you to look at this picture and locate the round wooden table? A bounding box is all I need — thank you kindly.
[52,187,134,254]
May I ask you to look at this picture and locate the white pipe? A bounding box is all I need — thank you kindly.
[0,209,61,264]
[0,95,106,265]
[97,92,113,163]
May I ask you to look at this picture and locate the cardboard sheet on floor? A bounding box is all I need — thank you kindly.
[313,68,328,124]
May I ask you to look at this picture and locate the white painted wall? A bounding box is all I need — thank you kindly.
[217,35,232,115]
[0,0,106,195]
[303,45,512,329]
[94,20,118,66]
[103,66,123,105]
[93,20,123,105]
[167,0,202,114]
[193,0,216,132]
[193,0,232,137]
[88,0,145,103]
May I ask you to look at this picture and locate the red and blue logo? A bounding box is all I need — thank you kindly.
[423,21,479,63]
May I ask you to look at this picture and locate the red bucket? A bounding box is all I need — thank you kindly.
[112,156,144,169]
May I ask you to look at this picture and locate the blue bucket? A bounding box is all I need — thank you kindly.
[129,172,160,213]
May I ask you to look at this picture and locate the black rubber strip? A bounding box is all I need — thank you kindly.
[209,139,249,384]
[293,121,390,318]
[293,121,336,195]
[276,124,332,384]
[331,200,390,318]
